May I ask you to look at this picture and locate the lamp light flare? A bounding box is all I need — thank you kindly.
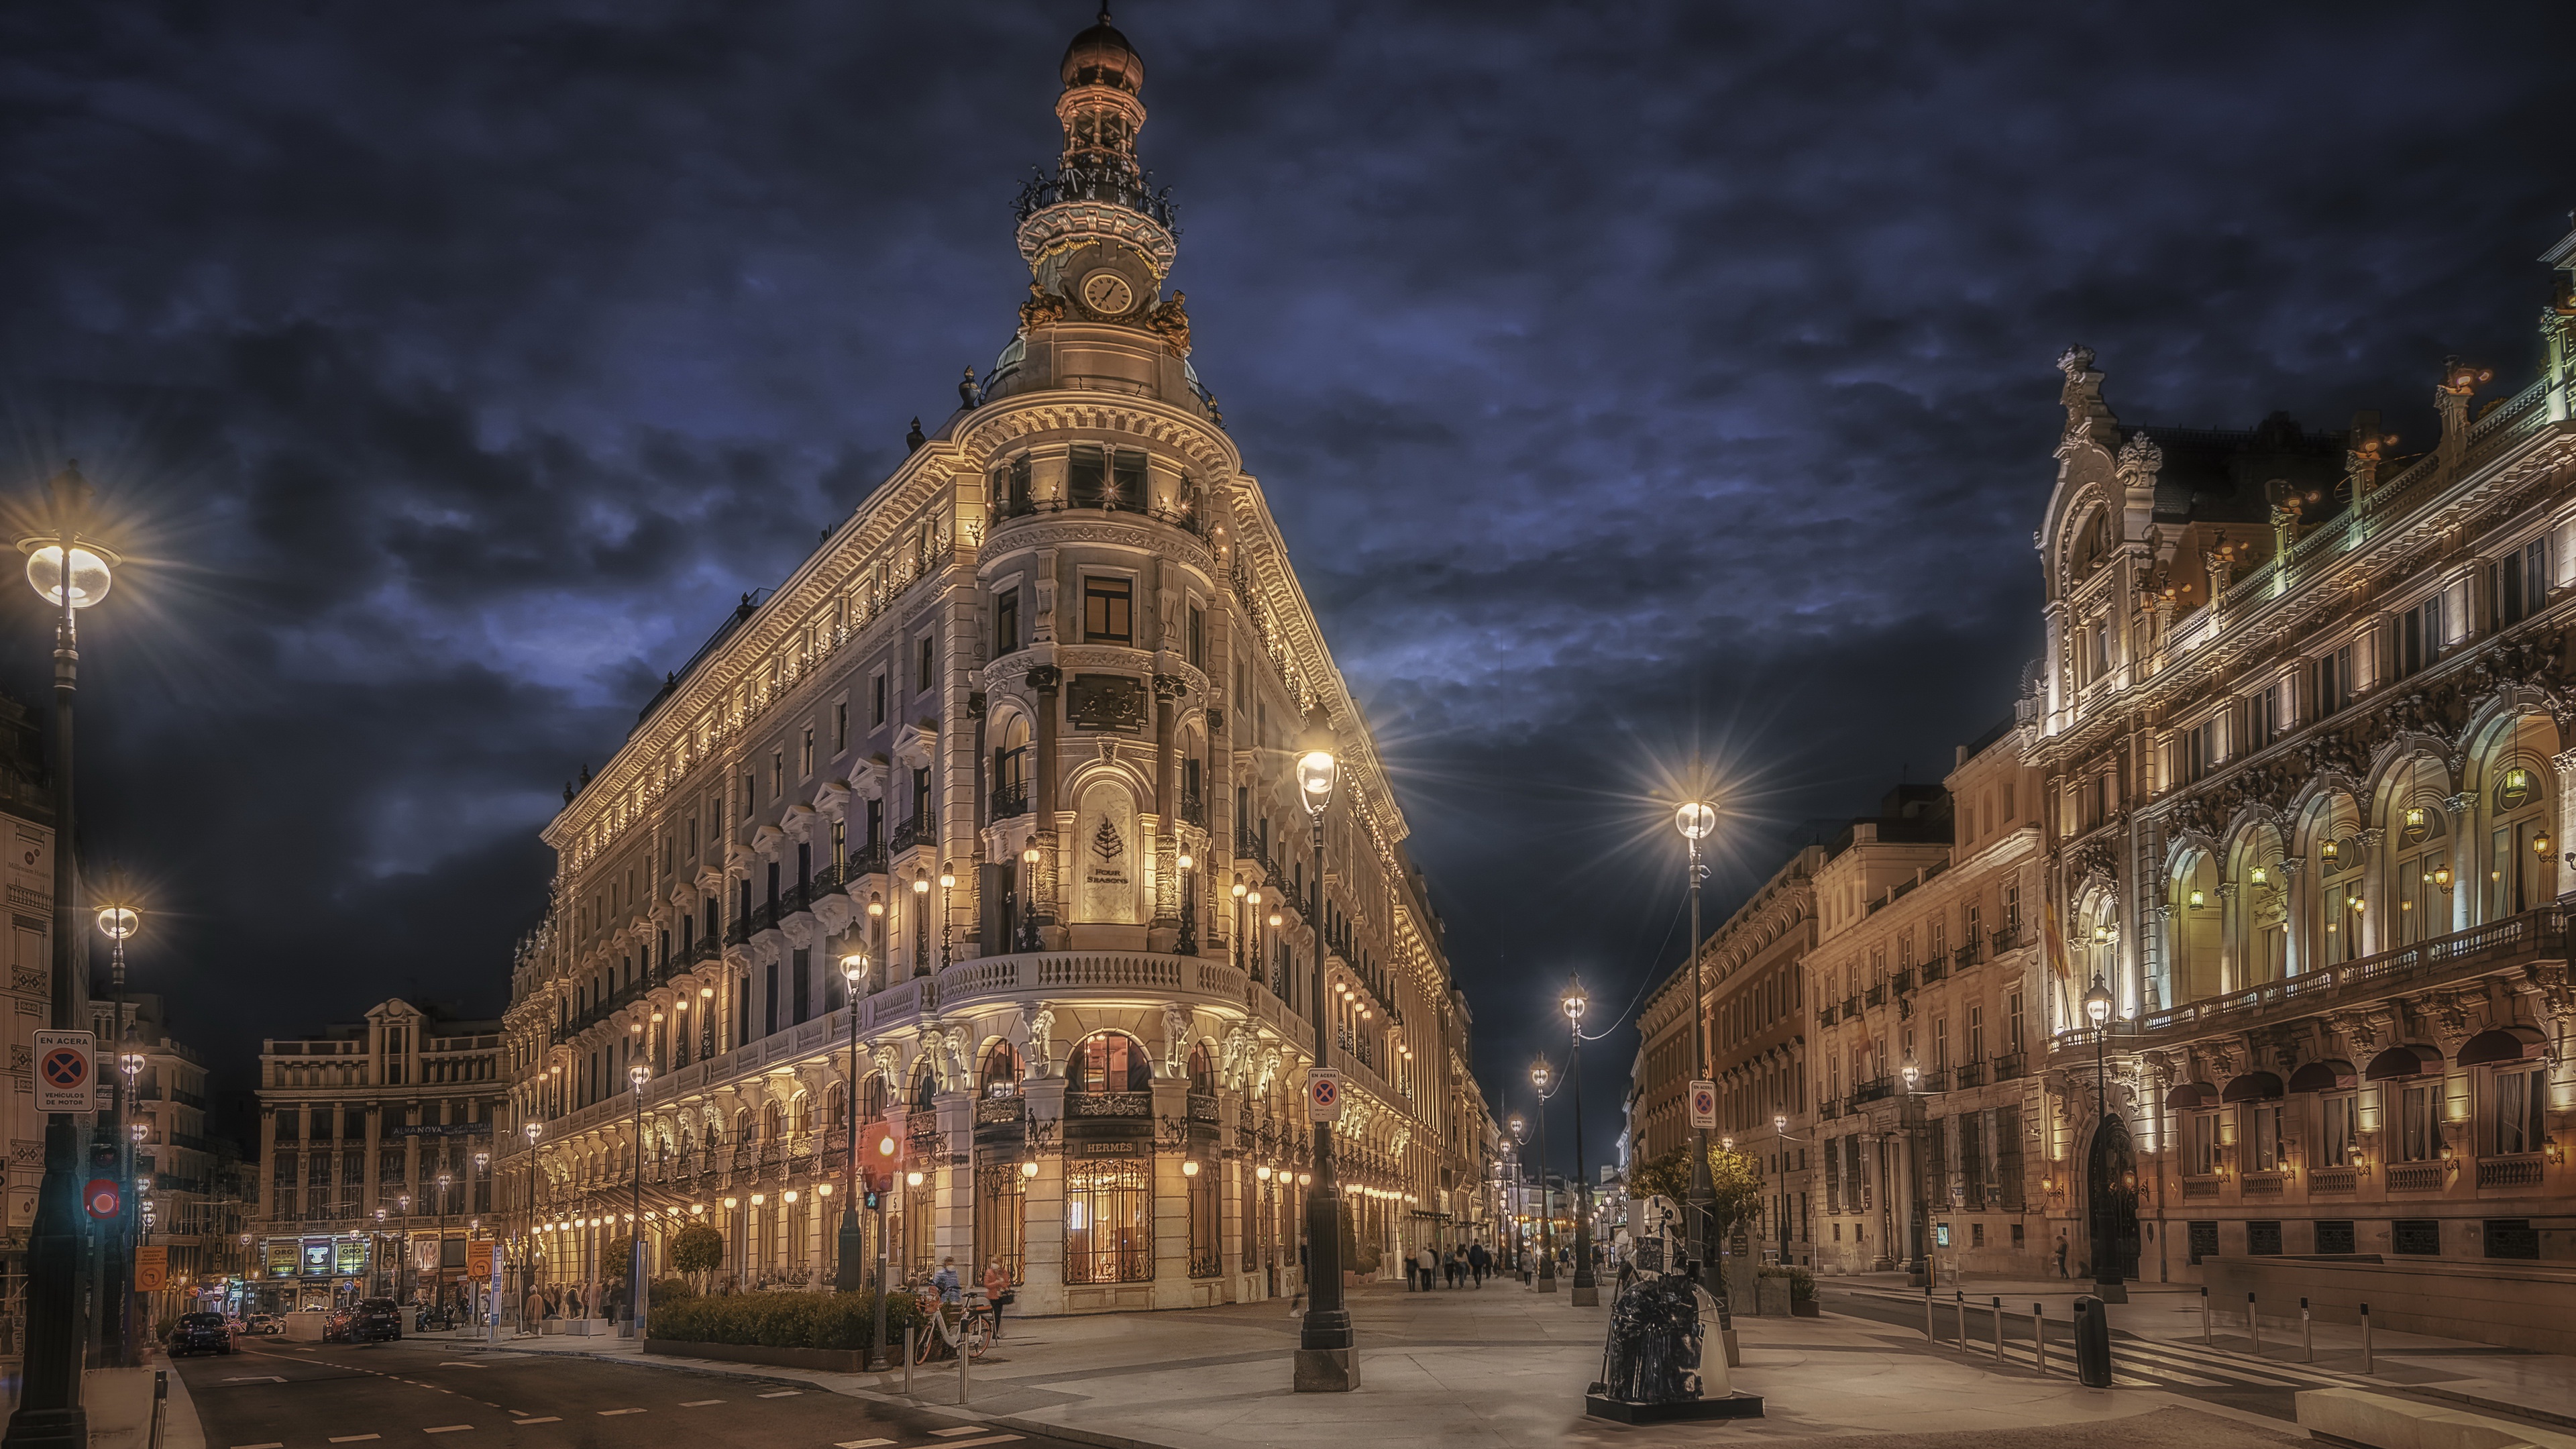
[1674,800,1717,842]
[96,905,140,941]
[21,543,112,608]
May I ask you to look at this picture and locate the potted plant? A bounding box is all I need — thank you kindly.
[1787,1266,1820,1317]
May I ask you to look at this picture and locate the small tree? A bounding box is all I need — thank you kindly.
[670,1223,726,1293]
[1703,1147,1766,1246]
[1629,1147,1691,1206]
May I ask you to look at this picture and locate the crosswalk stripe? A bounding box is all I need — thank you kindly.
[755,1391,801,1399]
[926,1436,1023,1448]
[511,1418,559,1426]
[678,1400,724,1407]
[596,1409,646,1416]
[835,1440,896,1448]
[330,1436,381,1443]
[931,1433,988,1440]
[423,1426,473,1434]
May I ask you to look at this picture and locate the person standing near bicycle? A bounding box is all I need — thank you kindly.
[932,1256,963,1318]
[982,1260,1012,1337]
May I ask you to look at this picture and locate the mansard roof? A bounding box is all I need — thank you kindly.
[2133,411,2349,526]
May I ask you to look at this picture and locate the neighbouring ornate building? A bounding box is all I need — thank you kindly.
[500,13,1483,1320]
[250,1000,506,1315]
[93,994,248,1325]
[2029,225,2576,1350]
[0,690,51,1377]
[1810,735,2046,1281]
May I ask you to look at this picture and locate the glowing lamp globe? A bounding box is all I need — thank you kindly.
[97,906,140,941]
[1674,801,1717,842]
[21,541,113,609]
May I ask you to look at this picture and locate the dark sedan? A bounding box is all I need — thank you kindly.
[170,1312,236,1356]
[343,1297,402,1344]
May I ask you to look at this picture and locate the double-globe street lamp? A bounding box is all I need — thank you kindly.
[1290,709,1354,1391]
[1562,979,1598,1307]
[835,950,871,1296]
[1673,800,1719,1278]
[1529,1059,1556,1291]
[4,462,117,1449]
[97,904,144,1368]
[627,1062,650,1338]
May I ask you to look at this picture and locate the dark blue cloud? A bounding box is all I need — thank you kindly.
[0,0,2567,1155]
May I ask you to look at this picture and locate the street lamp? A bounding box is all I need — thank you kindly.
[1529,1059,1557,1292]
[1672,798,1719,1281]
[1506,1116,1527,1274]
[435,1172,454,1318]
[2081,973,2121,1298]
[396,1193,412,1307]
[871,1125,898,1371]
[100,904,146,1357]
[522,1120,542,1331]
[7,462,117,1449]
[627,1062,650,1338]
[910,874,930,974]
[835,951,869,1293]
[1291,706,1355,1391]
[1562,979,1599,1306]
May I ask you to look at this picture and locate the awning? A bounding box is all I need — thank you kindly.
[2163,1081,2218,1109]
[2364,1044,2444,1081]
[2219,1071,2284,1104]
[2285,1059,2358,1093]
[2456,1024,2546,1067]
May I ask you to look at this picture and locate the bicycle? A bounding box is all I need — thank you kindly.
[906,1288,997,1364]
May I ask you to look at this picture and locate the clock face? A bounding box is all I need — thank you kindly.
[1080,270,1135,316]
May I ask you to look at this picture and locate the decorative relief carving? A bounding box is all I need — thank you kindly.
[1067,674,1147,732]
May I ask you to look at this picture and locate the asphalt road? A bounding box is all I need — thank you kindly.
[170,1338,1066,1449]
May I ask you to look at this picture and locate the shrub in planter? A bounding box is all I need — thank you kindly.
[647,1290,924,1353]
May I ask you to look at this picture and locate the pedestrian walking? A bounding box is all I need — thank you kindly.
[983,1260,1012,1336]
[2053,1233,2070,1279]
[1467,1241,1489,1287]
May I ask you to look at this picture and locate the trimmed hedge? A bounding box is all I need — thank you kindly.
[646,1290,927,1352]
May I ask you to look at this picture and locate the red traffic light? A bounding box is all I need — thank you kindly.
[85,1178,121,1220]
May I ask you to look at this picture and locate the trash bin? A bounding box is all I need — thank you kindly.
[2073,1295,2113,1389]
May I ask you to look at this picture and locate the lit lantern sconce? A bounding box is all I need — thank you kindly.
[2320,838,2340,862]
[1181,1159,1200,1178]
[905,1170,924,1188]
[2249,865,2267,886]
[2188,889,2206,909]
[1255,1164,1273,1182]
[1020,1161,1039,1179]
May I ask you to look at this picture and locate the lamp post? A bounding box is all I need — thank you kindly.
[1673,800,1719,1279]
[473,1152,490,1332]
[1290,708,1355,1391]
[1562,979,1598,1307]
[5,462,116,1449]
[434,1172,453,1318]
[1506,1115,1527,1273]
[871,1126,896,1369]
[835,951,869,1293]
[396,1193,411,1307]
[1900,1059,1927,1283]
[97,905,144,1367]
[626,1062,649,1338]
[2081,973,2118,1297]
[910,874,930,975]
[1530,1060,1557,1291]
[1771,1112,1792,1268]
[522,1120,541,1333]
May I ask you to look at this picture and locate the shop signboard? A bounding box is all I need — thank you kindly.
[301,1239,332,1276]
[335,1238,370,1276]
[266,1240,300,1277]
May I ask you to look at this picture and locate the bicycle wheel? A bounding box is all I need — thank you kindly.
[914,1320,943,1364]
[963,1311,995,1361]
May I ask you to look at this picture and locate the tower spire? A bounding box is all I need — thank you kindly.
[1014,9,1177,292]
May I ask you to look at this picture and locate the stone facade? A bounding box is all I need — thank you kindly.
[500,13,1486,1319]
[0,690,51,1373]
[249,999,506,1314]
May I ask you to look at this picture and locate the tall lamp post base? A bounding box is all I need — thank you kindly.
[1536,1272,1558,1293]
[1571,1280,1599,1307]
[2091,1279,2129,1304]
[1291,1347,1360,1393]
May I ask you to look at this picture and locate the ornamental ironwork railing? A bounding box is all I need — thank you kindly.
[991,782,1031,819]
[1066,1091,1152,1118]
[1014,162,1179,230]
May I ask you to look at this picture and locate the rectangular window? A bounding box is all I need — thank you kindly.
[772,750,785,798]
[2484,1218,2540,1260]
[1111,449,1146,508]
[2245,685,2277,752]
[996,588,1020,657]
[918,632,936,694]
[871,673,887,727]
[2314,644,2353,717]
[2396,1083,2437,1162]
[2245,1104,2284,1171]
[2320,1092,2359,1167]
[2400,595,2443,677]
[1063,1157,1153,1283]
[834,702,848,753]
[1966,1006,1984,1065]
[801,728,815,777]
[2188,1110,2219,1176]
[2006,991,2024,1055]
[2188,1220,2218,1265]
[974,1161,1027,1286]
[2247,1220,2283,1256]
[2496,537,2548,627]
[1186,603,1204,667]
[1067,444,1107,509]
[743,771,756,819]
[1187,1152,1220,1277]
[2493,1066,2544,1156]
[2392,1218,2440,1256]
[1083,577,1134,643]
[2316,1219,2357,1254]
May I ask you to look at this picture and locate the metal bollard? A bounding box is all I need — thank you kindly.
[904,1324,914,1397]
[958,1329,970,1405]
[2202,1285,2212,1346]
[150,1370,168,1449]
[2034,1302,2047,1375]
[1993,1297,2005,1360]
[1956,1289,1968,1345]
[2361,1303,2373,1375]
[2073,1296,2113,1388]
[2248,1292,2261,1354]
[1924,1285,1935,1344]
[2302,1297,2313,1363]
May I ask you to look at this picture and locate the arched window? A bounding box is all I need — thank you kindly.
[2383,763,2453,946]
[1186,1041,1216,1093]
[994,717,1031,816]
[980,1041,1025,1097]
[792,1092,813,1136]
[827,1083,849,1130]
[761,1099,784,1142]
[910,1064,939,1112]
[2481,727,2557,920]
[1069,1031,1152,1093]
[859,1072,888,1121]
[2231,824,2288,985]
[2167,855,2220,1003]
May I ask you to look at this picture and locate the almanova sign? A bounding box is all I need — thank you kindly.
[1077,783,1138,923]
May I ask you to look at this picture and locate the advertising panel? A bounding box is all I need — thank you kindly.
[301,1238,333,1276]
[266,1240,300,1277]
[335,1237,370,1276]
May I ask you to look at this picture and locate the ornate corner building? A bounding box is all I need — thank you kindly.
[499,14,1486,1318]
[2029,229,2576,1348]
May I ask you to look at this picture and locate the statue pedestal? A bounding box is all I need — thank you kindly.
[1585,1392,1764,1424]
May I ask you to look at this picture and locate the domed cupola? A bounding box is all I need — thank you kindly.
[1060,9,1144,94]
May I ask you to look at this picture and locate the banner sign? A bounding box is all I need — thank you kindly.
[386,1122,493,1138]
[266,1240,301,1277]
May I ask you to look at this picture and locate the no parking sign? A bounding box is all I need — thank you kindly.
[1688,1079,1717,1130]
[1307,1070,1344,1122]
[35,1030,94,1113]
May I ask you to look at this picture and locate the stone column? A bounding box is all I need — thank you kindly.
[934,1085,974,1277]
[2357,828,2387,955]
[1150,1074,1192,1307]
[1020,1076,1067,1316]
[1030,665,1065,949]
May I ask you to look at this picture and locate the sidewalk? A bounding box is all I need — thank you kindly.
[1825,1273,2576,1429]
[478,1279,2290,1449]
[87,1354,208,1449]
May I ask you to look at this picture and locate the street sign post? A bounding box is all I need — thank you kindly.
[1307,1071,1344,1123]
[1688,1081,1717,1130]
[35,1030,95,1113]
[134,1246,167,1293]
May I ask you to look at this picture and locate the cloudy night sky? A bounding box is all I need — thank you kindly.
[3,1,2571,1163]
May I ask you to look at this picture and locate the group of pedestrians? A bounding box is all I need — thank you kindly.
[1407,1240,1492,1290]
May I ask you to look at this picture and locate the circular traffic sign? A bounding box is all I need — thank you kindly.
[85,1178,121,1220]
[1690,1085,1716,1116]
[40,1048,87,1090]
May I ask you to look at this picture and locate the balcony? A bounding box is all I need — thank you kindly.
[1953,943,1978,970]
[2310,1166,2359,1193]
[2182,1175,2220,1200]
[1065,1091,1151,1119]
[1851,1075,1893,1104]
[2386,1162,2445,1193]
[1951,1061,1984,1088]
[891,815,936,853]
[1990,1051,2027,1081]
[1992,927,2020,956]
[1892,969,1915,996]
[2242,1171,2287,1198]
[1864,983,1886,1007]
[2477,1155,2543,1191]
[849,843,889,879]
[1179,789,1205,828]
[990,782,1030,820]
[1920,958,1947,985]
[724,915,752,947]
[1815,1002,1838,1026]
[1842,996,1860,1017]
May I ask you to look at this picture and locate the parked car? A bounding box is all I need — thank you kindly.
[345,1297,403,1344]
[244,1313,283,1337]
[170,1312,236,1357]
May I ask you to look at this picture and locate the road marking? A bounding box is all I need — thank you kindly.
[597,1409,647,1416]
[835,1440,895,1448]
[755,1390,801,1398]
[232,1442,285,1448]
[511,1418,559,1426]
[330,1436,382,1443]
[436,1362,487,1369]
[222,1377,289,1385]
[424,1427,473,1435]
[928,1437,1023,1448]
[678,1400,725,1407]
[931,1434,987,1440]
